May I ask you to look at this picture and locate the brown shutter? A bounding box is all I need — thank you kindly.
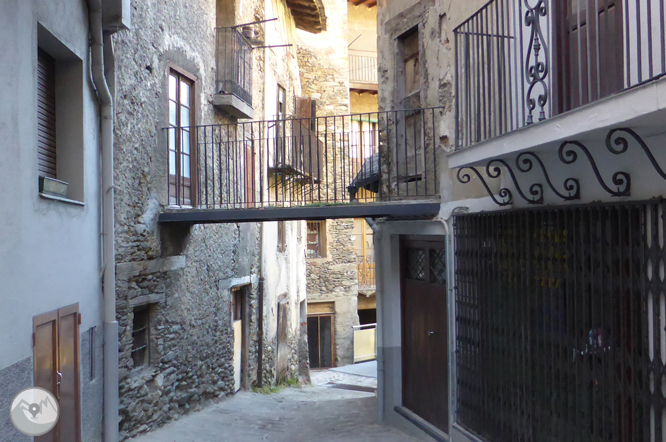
[33,310,58,442]
[57,304,81,442]
[37,49,56,178]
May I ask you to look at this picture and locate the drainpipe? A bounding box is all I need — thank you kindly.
[88,1,118,441]
[364,218,384,422]
[257,221,265,388]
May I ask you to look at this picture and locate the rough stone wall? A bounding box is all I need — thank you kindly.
[295,0,360,367]
[376,0,491,203]
[111,0,270,439]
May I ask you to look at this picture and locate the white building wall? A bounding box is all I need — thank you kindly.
[0,0,105,440]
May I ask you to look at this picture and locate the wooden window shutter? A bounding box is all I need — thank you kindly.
[37,49,57,178]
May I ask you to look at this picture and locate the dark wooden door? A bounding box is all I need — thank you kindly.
[401,236,448,433]
[33,304,81,442]
[307,315,334,369]
[555,0,623,113]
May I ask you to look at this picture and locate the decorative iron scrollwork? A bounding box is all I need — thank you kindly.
[516,152,580,200]
[487,159,543,204]
[457,167,512,206]
[606,128,666,179]
[559,141,630,197]
[524,0,549,125]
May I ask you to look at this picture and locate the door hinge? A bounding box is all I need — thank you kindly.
[78,313,82,325]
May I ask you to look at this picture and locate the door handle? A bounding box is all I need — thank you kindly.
[428,331,436,337]
[56,371,63,385]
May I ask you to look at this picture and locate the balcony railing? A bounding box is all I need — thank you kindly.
[216,27,253,106]
[349,54,378,84]
[165,108,442,209]
[454,0,666,150]
[357,255,375,289]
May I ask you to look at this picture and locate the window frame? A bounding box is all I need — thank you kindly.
[167,64,197,207]
[306,220,327,259]
[131,305,151,368]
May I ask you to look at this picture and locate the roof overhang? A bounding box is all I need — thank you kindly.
[286,0,326,33]
[347,0,377,7]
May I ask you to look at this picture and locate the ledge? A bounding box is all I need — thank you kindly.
[39,192,85,206]
[449,76,666,168]
[212,94,254,119]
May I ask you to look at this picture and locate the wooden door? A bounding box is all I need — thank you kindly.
[401,236,448,433]
[554,0,623,113]
[276,301,289,381]
[33,304,81,442]
[307,314,335,369]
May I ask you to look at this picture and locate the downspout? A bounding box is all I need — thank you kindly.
[364,218,383,422]
[257,221,265,388]
[88,1,118,441]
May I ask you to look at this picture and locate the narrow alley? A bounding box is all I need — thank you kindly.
[127,362,424,442]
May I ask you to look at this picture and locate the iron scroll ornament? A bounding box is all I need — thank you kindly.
[606,128,666,179]
[524,0,549,125]
[457,167,513,206]
[487,159,544,204]
[558,140,631,197]
[516,152,580,200]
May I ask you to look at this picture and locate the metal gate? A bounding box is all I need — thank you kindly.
[454,201,666,442]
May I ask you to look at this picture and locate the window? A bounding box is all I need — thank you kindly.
[36,25,85,202]
[168,68,196,206]
[400,29,420,96]
[37,49,57,180]
[307,221,326,258]
[131,306,150,367]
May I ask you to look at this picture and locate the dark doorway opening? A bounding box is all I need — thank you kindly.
[307,315,334,369]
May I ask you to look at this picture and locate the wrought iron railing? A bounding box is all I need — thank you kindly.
[216,27,253,106]
[357,254,375,289]
[455,200,666,442]
[349,54,378,84]
[454,0,666,150]
[166,108,442,209]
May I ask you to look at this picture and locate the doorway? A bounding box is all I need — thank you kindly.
[33,303,82,442]
[307,301,336,369]
[554,0,624,113]
[231,287,249,391]
[400,236,448,433]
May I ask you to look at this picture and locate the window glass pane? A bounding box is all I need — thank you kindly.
[169,149,176,175]
[181,129,190,154]
[181,154,190,178]
[180,81,190,105]
[181,106,190,127]
[169,101,177,126]
[169,75,177,100]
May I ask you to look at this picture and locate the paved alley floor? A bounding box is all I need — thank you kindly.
[130,363,422,442]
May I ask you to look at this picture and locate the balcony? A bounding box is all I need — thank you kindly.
[214,27,254,119]
[452,0,666,157]
[349,52,378,93]
[160,108,443,224]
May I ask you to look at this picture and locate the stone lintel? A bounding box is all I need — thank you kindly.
[116,256,186,280]
[217,275,257,291]
[129,293,166,307]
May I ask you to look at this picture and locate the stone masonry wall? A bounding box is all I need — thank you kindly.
[111,0,267,439]
[296,0,359,367]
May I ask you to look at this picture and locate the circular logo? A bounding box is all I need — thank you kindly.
[9,387,59,436]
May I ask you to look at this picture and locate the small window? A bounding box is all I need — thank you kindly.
[168,68,196,206]
[307,221,326,258]
[131,307,150,367]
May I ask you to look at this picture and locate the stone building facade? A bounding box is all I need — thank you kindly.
[112,0,322,438]
[294,0,361,368]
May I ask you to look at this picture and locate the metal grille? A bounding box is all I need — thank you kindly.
[429,249,446,285]
[454,201,666,442]
[406,248,425,280]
